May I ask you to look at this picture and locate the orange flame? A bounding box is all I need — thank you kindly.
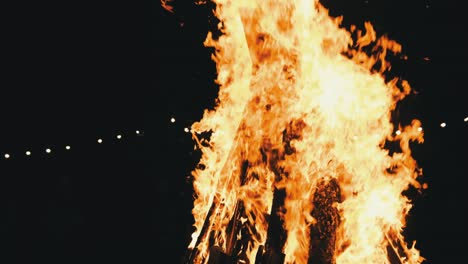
[180,0,425,263]
[161,0,174,13]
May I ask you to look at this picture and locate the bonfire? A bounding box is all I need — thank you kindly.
[162,1,425,263]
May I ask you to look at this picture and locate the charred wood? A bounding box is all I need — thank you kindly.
[308,178,342,264]
[207,246,236,264]
[254,188,286,264]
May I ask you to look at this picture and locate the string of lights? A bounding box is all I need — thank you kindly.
[2,130,143,160]
[2,114,466,160]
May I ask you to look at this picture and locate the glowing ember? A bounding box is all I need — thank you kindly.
[161,0,174,13]
[167,0,425,263]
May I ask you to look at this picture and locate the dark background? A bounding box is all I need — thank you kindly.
[1,0,466,263]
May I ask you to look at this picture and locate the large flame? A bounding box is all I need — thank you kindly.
[180,0,424,263]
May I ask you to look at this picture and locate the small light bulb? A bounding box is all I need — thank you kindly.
[184,127,189,133]
[170,117,176,123]
[440,122,446,128]
[136,130,140,134]
[4,153,10,159]
[46,148,51,153]
[98,139,103,144]
[65,146,71,150]
[464,117,468,122]
[117,134,122,139]
[417,127,423,132]
[395,130,401,135]
[26,151,31,156]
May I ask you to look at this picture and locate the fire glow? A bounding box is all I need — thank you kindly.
[172,0,425,263]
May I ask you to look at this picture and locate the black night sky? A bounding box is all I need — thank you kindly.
[1,0,467,263]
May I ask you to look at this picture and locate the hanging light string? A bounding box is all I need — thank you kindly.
[3,130,143,160]
[2,113,467,160]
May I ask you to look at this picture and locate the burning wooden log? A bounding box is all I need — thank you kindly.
[203,120,306,263]
[253,121,307,264]
[203,188,287,264]
[185,119,300,264]
[184,199,219,263]
[184,157,254,264]
[385,231,413,264]
[308,178,342,264]
[207,246,235,264]
[254,188,286,264]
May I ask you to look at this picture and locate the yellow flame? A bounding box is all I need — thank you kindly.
[181,0,424,263]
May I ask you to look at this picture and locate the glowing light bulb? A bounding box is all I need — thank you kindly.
[395,130,401,135]
[170,117,176,123]
[98,139,103,144]
[46,148,51,153]
[440,122,446,128]
[184,127,189,133]
[464,117,468,122]
[417,127,423,132]
[4,153,10,159]
[117,134,122,139]
[26,151,31,156]
[136,130,140,134]
[65,146,71,150]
